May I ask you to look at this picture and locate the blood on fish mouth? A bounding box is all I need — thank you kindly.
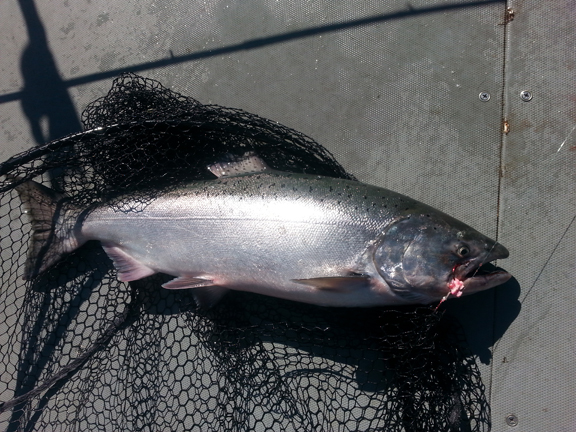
[447,278,465,297]
[435,261,507,310]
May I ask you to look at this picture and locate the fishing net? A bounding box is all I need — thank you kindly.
[0,73,490,431]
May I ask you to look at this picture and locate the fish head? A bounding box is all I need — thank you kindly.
[374,213,511,304]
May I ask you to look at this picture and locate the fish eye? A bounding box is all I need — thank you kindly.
[457,245,470,257]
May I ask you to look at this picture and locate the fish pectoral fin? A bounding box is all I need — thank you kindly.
[102,243,156,282]
[162,276,229,309]
[207,152,270,178]
[292,276,371,292]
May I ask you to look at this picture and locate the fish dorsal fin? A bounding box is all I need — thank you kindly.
[292,276,371,292]
[207,152,270,178]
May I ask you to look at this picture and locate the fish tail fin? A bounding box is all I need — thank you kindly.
[10,177,81,279]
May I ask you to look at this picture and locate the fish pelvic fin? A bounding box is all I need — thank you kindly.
[10,177,82,280]
[162,276,229,309]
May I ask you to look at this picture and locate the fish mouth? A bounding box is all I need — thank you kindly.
[449,243,511,296]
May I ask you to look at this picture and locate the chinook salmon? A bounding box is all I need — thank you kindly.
[11,155,510,308]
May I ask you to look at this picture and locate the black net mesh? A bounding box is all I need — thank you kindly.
[0,73,490,431]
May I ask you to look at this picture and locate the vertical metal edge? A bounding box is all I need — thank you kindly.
[489,0,511,410]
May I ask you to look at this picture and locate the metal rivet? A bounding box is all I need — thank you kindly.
[520,90,532,101]
[479,92,491,102]
[505,414,518,427]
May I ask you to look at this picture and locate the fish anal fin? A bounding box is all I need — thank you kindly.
[162,276,229,309]
[292,276,371,292]
[101,243,155,282]
[207,152,270,178]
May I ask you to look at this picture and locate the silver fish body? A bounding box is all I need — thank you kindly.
[13,165,511,307]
